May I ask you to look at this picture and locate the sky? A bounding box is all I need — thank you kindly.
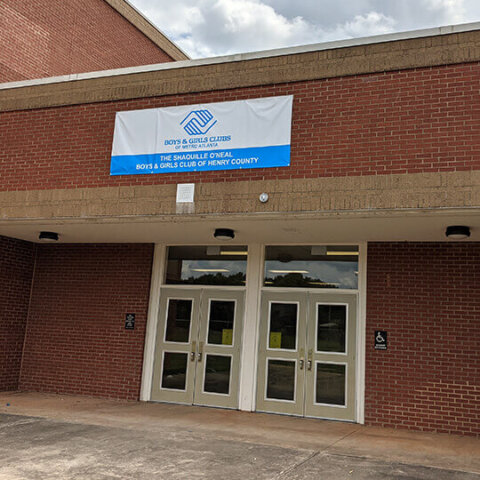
[129,0,480,59]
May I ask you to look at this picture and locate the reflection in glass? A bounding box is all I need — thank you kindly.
[264,246,358,289]
[204,355,231,394]
[266,360,295,401]
[269,303,297,350]
[166,246,247,286]
[315,363,346,405]
[317,305,346,353]
[161,352,188,390]
[165,299,192,343]
[208,300,235,345]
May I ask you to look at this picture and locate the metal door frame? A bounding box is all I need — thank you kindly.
[141,243,367,424]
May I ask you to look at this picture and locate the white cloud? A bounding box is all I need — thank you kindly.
[167,0,323,57]
[130,0,480,58]
[340,12,396,37]
[422,0,466,24]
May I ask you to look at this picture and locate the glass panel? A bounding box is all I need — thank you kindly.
[203,355,231,395]
[166,246,247,286]
[266,360,295,401]
[264,245,358,289]
[315,363,346,406]
[207,300,235,345]
[269,303,297,350]
[165,299,192,343]
[161,352,188,390]
[317,305,346,353]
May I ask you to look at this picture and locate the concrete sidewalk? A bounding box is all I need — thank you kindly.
[0,392,479,479]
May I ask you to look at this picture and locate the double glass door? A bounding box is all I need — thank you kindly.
[256,291,357,421]
[151,288,244,409]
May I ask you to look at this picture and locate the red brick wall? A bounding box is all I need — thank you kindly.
[0,236,35,391]
[19,244,153,400]
[0,0,174,83]
[1,63,479,191]
[366,242,480,436]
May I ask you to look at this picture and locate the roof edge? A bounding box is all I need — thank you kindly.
[1,21,480,112]
[1,20,479,91]
[103,0,189,61]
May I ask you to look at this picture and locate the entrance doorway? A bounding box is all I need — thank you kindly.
[256,291,357,420]
[151,288,244,408]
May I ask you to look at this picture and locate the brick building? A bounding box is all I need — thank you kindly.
[0,0,187,83]
[0,16,479,436]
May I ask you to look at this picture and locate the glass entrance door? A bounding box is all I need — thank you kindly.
[151,288,244,409]
[256,291,357,421]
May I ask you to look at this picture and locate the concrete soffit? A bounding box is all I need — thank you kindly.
[102,0,189,61]
[1,25,480,111]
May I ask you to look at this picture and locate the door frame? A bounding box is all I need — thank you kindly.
[140,242,367,424]
[255,290,358,420]
[150,285,245,407]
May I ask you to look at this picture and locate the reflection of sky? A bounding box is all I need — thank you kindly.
[182,260,247,279]
[265,260,358,289]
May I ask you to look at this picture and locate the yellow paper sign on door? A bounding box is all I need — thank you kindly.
[269,332,282,349]
[222,329,233,345]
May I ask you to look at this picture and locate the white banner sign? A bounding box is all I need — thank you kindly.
[110,95,293,175]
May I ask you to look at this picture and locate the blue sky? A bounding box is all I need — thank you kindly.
[129,0,480,58]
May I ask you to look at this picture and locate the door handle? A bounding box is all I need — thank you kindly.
[299,348,305,370]
[307,349,313,371]
[197,341,204,362]
[190,341,197,362]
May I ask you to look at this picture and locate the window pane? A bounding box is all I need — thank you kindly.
[268,303,297,350]
[166,246,247,286]
[165,299,192,343]
[317,305,346,353]
[264,246,358,289]
[315,363,346,406]
[266,360,295,401]
[204,355,231,395]
[208,300,235,345]
[161,352,188,391]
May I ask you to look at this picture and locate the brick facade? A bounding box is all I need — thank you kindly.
[0,0,175,83]
[366,243,480,436]
[1,22,479,437]
[9,240,480,436]
[19,244,153,400]
[1,62,479,192]
[0,236,35,391]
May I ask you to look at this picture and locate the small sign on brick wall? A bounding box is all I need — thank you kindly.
[374,330,387,350]
[125,313,135,330]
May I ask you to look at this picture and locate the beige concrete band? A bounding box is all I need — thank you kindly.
[1,30,480,111]
[0,171,479,222]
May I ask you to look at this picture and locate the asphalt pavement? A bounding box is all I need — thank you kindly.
[0,392,478,479]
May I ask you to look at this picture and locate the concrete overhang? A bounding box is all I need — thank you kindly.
[1,208,478,245]
[0,170,479,243]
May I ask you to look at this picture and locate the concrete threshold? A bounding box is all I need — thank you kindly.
[0,391,479,479]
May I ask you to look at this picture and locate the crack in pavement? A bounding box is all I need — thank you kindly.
[325,452,480,477]
[272,451,321,479]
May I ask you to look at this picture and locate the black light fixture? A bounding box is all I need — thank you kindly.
[39,231,59,242]
[445,225,470,240]
[214,228,235,241]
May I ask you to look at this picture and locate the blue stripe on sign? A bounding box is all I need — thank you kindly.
[110,145,290,176]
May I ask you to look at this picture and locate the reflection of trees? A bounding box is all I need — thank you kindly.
[180,272,246,286]
[265,273,339,288]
